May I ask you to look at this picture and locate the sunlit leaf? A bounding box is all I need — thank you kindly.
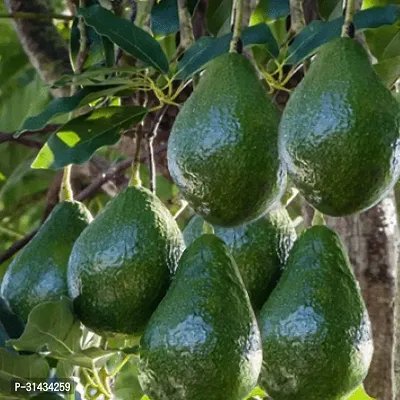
[347,385,375,400]
[31,106,147,169]
[374,55,400,87]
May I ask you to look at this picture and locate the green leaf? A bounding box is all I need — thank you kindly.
[317,0,343,20]
[374,55,400,87]
[250,0,290,23]
[347,385,375,400]
[7,298,78,354]
[113,357,143,400]
[0,349,50,398]
[31,106,147,169]
[364,25,400,59]
[286,5,400,65]
[177,23,278,79]
[78,5,169,72]
[151,0,199,36]
[70,17,112,70]
[206,0,233,36]
[18,85,132,134]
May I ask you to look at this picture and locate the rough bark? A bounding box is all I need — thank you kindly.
[325,193,399,400]
[5,0,72,97]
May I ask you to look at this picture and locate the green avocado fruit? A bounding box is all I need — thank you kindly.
[139,234,262,400]
[67,185,185,337]
[168,52,285,227]
[258,225,373,400]
[1,201,92,321]
[279,38,400,216]
[184,209,297,311]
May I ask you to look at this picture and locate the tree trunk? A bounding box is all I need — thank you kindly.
[325,192,399,400]
[5,0,72,97]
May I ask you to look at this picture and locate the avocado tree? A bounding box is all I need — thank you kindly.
[0,0,399,399]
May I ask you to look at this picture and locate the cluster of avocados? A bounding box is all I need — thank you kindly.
[2,34,399,400]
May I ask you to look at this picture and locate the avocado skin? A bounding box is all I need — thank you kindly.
[279,38,400,216]
[168,52,285,227]
[214,208,296,311]
[1,201,92,321]
[67,185,185,337]
[139,234,262,400]
[183,210,296,311]
[258,225,373,400]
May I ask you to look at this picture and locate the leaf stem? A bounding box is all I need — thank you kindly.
[90,362,112,398]
[107,355,131,377]
[129,128,143,187]
[229,0,245,53]
[177,0,195,50]
[0,12,73,21]
[59,165,74,202]
[341,0,356,38]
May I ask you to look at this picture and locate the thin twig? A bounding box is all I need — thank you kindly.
[0,145,167,266]
[0,133,43,149]
[0,12,73,21]
[147,107,168,193]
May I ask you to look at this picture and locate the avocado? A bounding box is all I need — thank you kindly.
[168,52,285,227]
[139,234,262,400]
[184,209,297,311]
[258,225,373,400]
[279,38,400,216]
[67,185,185,337]
[1,201,92,321]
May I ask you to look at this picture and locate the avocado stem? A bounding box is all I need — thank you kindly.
[129,129,143,187]
[229,0,244,53]
[341,0,356,38]
[59,165,74,202]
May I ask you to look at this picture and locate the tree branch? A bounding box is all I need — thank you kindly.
[0,145,167,266]
[0,133,43,149]
[0,12,73,21]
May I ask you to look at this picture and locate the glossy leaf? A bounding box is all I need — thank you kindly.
[177,23,278,79]
[206,0,233,36]
[78,5,169,72]
[151,0,199,36]
[286,5,400,65]
[31,106,147,169]
[18,85,132,134]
